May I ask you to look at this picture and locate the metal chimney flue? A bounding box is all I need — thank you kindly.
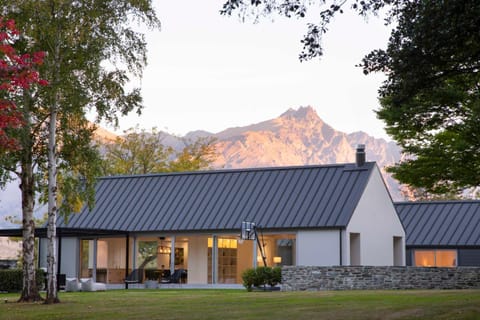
[356,144,366,167]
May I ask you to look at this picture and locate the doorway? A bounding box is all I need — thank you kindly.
[350,233,361,265]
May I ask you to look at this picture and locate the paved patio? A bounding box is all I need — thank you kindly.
[105,283,244,290]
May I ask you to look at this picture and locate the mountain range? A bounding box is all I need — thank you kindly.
[219,107,402,199]
[0,106,403,231]
[159,106,402,200]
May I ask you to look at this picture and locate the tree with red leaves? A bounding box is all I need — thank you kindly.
[1,0,159,304]
[0,18,46,151]
[0,17,47,302]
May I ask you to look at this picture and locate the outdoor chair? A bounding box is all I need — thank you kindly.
[124,268,144,286]
[160,269,187,284]
[124,255,157,288]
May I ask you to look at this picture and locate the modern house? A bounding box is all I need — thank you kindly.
[3,145,402,286]
[396,201,480,267]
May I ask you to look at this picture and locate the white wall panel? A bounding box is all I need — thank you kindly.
[297,230,340,266]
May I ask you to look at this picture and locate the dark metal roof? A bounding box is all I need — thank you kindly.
[395,201,480,247]
[0,227,126,238]
[56,163,375,233]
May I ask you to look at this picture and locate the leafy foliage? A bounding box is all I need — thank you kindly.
[0,269,45,292]
[168,136,217,172]
[0,0,160,301]
[242,268,260,291]
[102,128,217,175]
[0,17,47,151]
[102,127,173,175]
[241,266,281,291]
[361,1,480,194]
[0,0,161,216]
[220,0,398,61]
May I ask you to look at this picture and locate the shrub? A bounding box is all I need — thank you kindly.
[0,269,45,292]
[241,266,282,291]
[241,268,257,292]
[256,266,271,289]
[270,267,282,286]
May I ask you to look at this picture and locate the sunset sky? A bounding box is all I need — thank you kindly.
[113,0,393,140]
[0,1,394,226]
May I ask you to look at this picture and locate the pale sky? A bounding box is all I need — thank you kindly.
[0,1,394,227]
[111,0,393,140]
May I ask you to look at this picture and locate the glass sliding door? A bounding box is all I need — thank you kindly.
[208,236,255,284]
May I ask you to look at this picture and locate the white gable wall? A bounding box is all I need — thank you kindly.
[346,165,405,266]
[296,230,341,266]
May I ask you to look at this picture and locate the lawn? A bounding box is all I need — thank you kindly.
[0,289,479,320]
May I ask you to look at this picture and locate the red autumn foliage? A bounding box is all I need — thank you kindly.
[0,17,48,150]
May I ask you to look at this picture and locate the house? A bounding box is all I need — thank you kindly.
[396,201,480,267]
[1,146,406,286]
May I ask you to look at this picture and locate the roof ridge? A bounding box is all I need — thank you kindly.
[395,200,480,205]
[98,162,376,180]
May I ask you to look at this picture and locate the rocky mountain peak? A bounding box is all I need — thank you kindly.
[280,106,322,123]
[212,106,402,200]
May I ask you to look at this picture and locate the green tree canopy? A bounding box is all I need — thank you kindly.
[361,1,480,194]
[102,127,174,175]
[168,137,217,172]
[0,0,160,302]
[102,127,217,175]
[221,0,398,61]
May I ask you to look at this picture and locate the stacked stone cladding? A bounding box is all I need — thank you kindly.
[281,266,480,291]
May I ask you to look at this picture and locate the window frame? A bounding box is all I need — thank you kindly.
[413,249,457,267]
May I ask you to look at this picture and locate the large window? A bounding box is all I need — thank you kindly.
[208,237,239,284]
[414,249,457,267]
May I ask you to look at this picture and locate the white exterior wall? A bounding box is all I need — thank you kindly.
[39,238,48,269]
[346,165,406,266]
[39,237,79,277]
[60,238,78,278]
[296,230,340,266]
[340,229,348,266]
[187,236,208,284]
[39,238,80,278]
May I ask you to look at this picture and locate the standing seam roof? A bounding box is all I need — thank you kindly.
[395,201,480,246]
[57,163,375,232]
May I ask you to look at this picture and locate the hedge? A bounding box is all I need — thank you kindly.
[0,269,45,292]
[241,266,282,291]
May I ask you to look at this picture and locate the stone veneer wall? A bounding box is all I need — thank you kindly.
[281,266,480,291]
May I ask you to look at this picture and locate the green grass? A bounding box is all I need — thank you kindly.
[0,289,479,320]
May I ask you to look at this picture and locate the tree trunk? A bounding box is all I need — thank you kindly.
[18,150,42,302]
[45,103,59,304]
[44,22,62,304]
